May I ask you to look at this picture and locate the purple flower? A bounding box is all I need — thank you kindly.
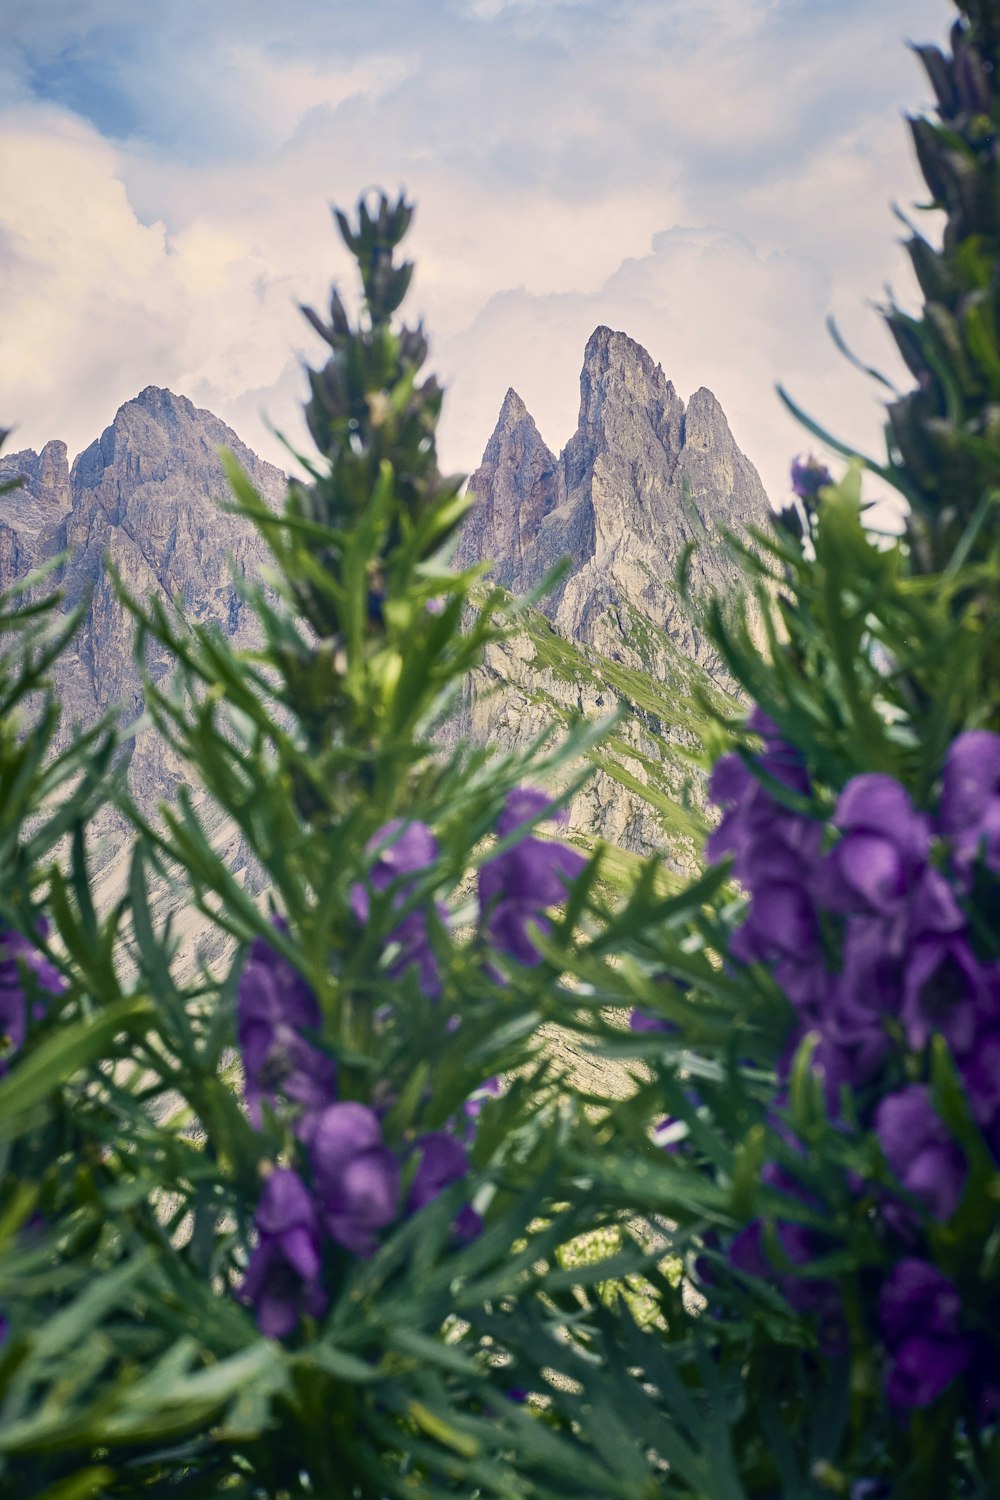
[406,1131,481,1239]
[239,1168,326,1338]
[707,742,818,885]
[900,931,994,1054]
[351,821,443,992]
[237,929,336,1135]
[707,726,827,1006]
[350,821,439,919]
[479,789,586,967]
[310,1102,399,1257]
[961,1028,1000,1156]
[813,775,930,919]
[629,1009,676,1034]
[879,1259,972,1408]
[939,730,1000,876]
[728,881,820,966]
[496,788,567,839]
[407,1132,470,1212]
[0,927,66,1076]
[790,455,833,502]
[463,1075,501,1132]
[810,917,899,1094]
[875,1085,966,1221]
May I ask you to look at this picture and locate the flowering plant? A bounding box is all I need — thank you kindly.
[0,196,647,1498]
[525,4,1000,1493]
[1,1,999,1496]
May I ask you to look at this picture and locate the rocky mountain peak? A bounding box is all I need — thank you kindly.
[458,387,558,592]
[72,386,278,501]
[0,438,71,539]
[568,326,685,494]
[684,386,729,444]
[0,438,72,585]
[0,391,288,858]
[497,387,530,427]
[582,324,661,385]
[451,326,774,859]
[579,325,679,417]
[456,325,772,668]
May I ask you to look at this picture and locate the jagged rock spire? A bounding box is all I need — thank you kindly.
[456,387,559,591]
[457,327,771,669]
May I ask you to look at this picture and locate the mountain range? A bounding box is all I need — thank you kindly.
[0,329,773,873]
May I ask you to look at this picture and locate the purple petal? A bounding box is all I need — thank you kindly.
[485,901,551,967]
[885,1333,972,1409]
[901,935,985,1053]
[790,456,832,502]
[834,832,908,914]
[255,1282,302,1340]
[255,1168,317,1236]
[708,752,752,809]
[905,1144,965,1222]
[480,840,585,911]
[629,1009,676,1034]
[497,788,564,838]
[835,774,921,843]
[879,1259,963,1350]
[940,731,1000,835]
[310,1103,384,1186]
[875,1086,940,1171]
[324,1148,400,1255]
[408,1132,469,1213]
[367,820,438,887]
[961,1030,1000,1126]
[745,882,819,959]
[908,868,965,937]
[746,706,783,741]
[279,1224,322,1283]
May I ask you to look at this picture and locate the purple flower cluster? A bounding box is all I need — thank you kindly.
[239,1104,478,1337]
[709,722,1000,1138]
[347,795,585,992]
[707,719,1000,1408]
[235,912,481,1338]
[237,923,336,1140]
[479,789,586,968]
[878,1260,972,1410]
[0,925,66,1076]
[235,796,581,1338]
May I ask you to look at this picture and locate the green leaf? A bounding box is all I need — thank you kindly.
[0,995,154,1137]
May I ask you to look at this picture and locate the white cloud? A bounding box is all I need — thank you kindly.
[434,221,910,518]
[0,0,951,533]
[0,108,311,467]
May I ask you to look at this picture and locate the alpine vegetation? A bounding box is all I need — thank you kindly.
[0,1,999,1497]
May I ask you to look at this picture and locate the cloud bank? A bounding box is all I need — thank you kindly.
[1,0,945,519]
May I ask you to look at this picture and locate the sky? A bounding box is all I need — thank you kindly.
[0,0,950,514]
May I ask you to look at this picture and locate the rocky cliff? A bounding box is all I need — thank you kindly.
[0,388,287,891]
[452,326,773,861]
[457,325,771,674]
[0,331,772,878]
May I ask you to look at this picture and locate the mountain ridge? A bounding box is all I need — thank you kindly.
[0,327,772,862]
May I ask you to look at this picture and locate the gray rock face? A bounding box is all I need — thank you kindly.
[0,439,73,580]
[0,389,287,859]
[457,326,771,676]
[0,334,770,874]
[452,326,773,858]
